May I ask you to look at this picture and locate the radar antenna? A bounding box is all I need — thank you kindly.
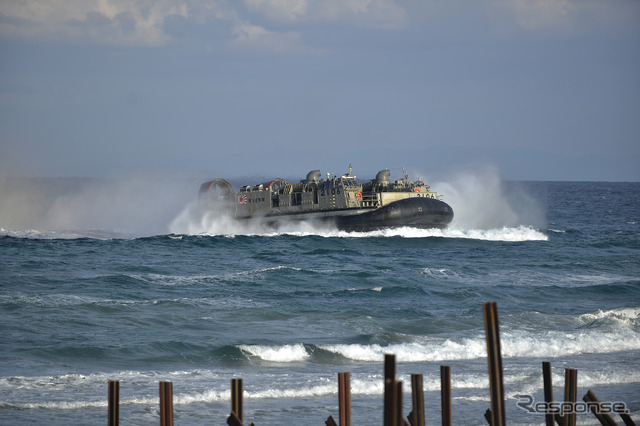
[402,167,410,184]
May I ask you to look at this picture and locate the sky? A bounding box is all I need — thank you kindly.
[0,0,639,182]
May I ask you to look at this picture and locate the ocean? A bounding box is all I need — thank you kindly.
[1,174,639,425]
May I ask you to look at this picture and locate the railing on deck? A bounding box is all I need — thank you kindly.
[360,192,380,207]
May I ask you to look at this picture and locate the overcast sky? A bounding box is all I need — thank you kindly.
[1,0,638,181]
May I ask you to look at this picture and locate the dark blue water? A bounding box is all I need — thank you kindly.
[1,178,639,425]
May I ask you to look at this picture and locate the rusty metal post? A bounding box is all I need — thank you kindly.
[483,302,505,426]
[542,362,555,426]
[227,412,243,426]
[384,354,397,426]
[583,389,618,426]
[395,380,404,426]
[564,369,577,426]
[409,374,425,426]
[441,365,452,426]
[620,412,637,426]
[231,378,243,423]
[384,382,395,426]
[484,409,492,425]
[159,381,173,426]
[325,415,338,426]
[338,372,351,426]
[108,380,119,426]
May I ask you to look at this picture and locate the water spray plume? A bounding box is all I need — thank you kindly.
[0,177,194,237]
[433,166,544,231]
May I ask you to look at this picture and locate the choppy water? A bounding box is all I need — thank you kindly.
[1,177,639,425]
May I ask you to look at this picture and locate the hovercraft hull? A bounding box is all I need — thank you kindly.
[332,197,453,232]
[240,197,453,232]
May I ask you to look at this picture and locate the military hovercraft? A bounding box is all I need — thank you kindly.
[198,166,453,232]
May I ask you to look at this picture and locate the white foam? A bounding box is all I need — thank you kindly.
[238,343,310,362]
[320,339,487,363]
[223,315,640,366]
[421,268,453,278]
[236,265,303,275]
[0,227,116,240]
[443,225,548,241]
[579,307,640,327]
[172,389,228,405]
[168,212,549,242]
[501,329,640,358]
[1,365,637,412]
[246,382,336,399]
[320,320,640,363]
[577,369,640,387]
[0,399,108,410]
[312,225,548,241]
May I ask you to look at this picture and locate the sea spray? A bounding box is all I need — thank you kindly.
[0,176,195,236]
[431,165,545,230]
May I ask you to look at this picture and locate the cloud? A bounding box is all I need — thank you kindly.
[0,0,637,49]
[513,0,572,30]
[483,0,640,33]
[0,0,188,46]
[231,22,303,52]
[243,0,309,22]
[0,0,244,46]
[483,0,572,31]
[243,0,409,29]
[0,0,408,49]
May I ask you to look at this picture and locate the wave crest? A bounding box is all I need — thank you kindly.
[238,343,310,363]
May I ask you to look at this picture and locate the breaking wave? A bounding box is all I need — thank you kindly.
[229,307,639,364]
[238,344,311,363]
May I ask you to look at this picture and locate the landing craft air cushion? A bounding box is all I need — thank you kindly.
[199,166,454,231]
